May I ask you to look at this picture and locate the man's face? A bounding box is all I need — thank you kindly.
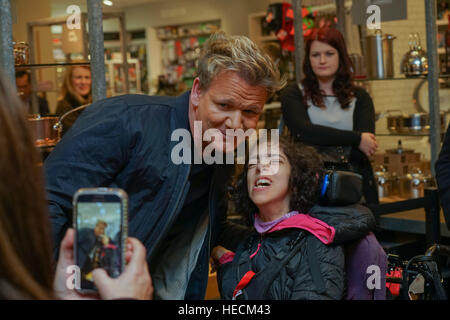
[16,75,32,101]
[189,70,267,154]
[94,223,106,237]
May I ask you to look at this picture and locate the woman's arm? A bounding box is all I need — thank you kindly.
[353,88,376,134]
[281,83,361,146]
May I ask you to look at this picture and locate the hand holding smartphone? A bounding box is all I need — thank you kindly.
[73,188,128,294]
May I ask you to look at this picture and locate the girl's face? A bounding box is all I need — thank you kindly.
[71,67,91,97]
[247,144,291,210]
[309,40,340,81]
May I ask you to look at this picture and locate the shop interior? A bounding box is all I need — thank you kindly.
[4,0,450,299]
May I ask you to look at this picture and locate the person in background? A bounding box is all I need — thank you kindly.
[56,66,92,136]
[15,70,50,115]
[211,137,376,300]
[44,32,283,300]
[280,27,379,206]
[0,70,152,300]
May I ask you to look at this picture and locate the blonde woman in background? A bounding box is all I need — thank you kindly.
[56,66,92,136]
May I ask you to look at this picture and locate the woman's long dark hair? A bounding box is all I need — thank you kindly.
[232,137,324,225]
[302,27,356,109]
[0,71,54,299]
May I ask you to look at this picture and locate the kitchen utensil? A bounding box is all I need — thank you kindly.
[413,78,450,114]
[28,115,60,147]
[350,53,367,79]
[13,42,30,65]
[397,168,435,199]
[377,110,446,134]
[401,33,428,77]
[365,30,396,79]
[385,140,415,154]
[374,165,399,198]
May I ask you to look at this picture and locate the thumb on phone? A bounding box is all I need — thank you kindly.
[92,268,112,298]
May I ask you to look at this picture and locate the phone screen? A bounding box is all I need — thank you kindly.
[75,195,124,291]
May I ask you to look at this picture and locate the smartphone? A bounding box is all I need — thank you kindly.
[73,188,128,294]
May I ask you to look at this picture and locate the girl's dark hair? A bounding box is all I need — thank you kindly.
[232,137,324,225]
[301,27,356,109]
[0,71,54,299]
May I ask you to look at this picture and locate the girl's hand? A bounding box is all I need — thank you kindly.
[359,132,378,158]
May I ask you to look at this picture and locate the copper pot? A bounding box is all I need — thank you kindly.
[28,115,60,147]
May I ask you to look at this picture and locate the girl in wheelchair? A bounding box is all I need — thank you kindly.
[211,136,386,300]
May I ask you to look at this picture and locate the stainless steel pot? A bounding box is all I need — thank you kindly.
[374,166,399,198]
[382,110,404,134]
[350,54,367,79]
[365,30,396,79]
[401,33,428,77]
[378,110,446,134]
[397,169,435,199]
[28,115,60,147]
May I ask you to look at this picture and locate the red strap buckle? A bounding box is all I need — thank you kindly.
[232,271,256,300]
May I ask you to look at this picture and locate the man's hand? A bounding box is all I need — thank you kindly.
[210,245,232,273]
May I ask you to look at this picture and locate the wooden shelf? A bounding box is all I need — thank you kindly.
[15,62,90,69]
[437,19,449,27]
[157,32,214,41]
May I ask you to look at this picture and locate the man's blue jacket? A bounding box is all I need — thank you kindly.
[44,92,246,299]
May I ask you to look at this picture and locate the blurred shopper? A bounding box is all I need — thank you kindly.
[0,70,152,300]
[44,32,284,299]
[56,66,92,136]
[15,70,50,115]
[281,27,379,205]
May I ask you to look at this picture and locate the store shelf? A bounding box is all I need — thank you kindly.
[260,35,278,42]
[437,19,449,27]
[354,74,450,82]
[157,32,215,41]
[376,133,430,137]
[15,61,90,69]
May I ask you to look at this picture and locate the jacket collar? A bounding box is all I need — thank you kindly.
[174,91,191,131]
[255,212,335,245]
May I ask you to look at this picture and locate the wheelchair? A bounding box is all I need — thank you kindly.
[386,243,450,300]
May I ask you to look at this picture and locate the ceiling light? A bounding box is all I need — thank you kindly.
[103,0,113,6]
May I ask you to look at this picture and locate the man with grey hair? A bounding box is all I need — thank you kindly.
[44,32,284,299]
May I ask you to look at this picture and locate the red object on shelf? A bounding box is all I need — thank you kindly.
[175,40,183,57]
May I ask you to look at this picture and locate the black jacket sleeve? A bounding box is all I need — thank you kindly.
[353,88,376,134]
[309,204,376,244]
[280,83,362,146]
[435,125,450,221]
[44,98,132,259]
[214,166,252,252]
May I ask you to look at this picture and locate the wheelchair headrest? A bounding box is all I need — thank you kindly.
[319,170,363,206]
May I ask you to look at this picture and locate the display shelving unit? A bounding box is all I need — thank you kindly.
[0,0,110,104]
